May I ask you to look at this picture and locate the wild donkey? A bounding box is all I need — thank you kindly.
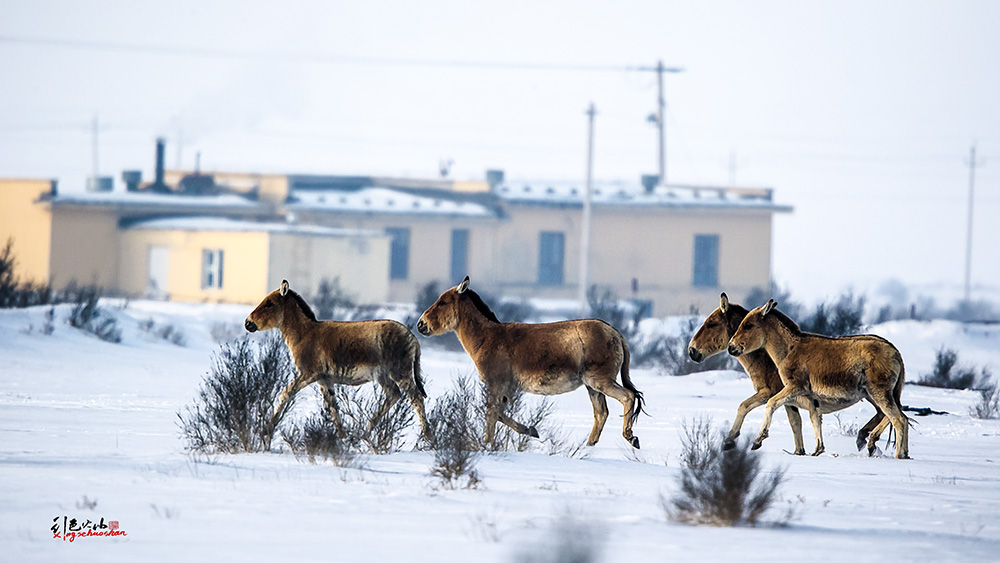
[416,276,644,448]
[728,299,908,459]
[690,293,890,455]
[245,280,430,440]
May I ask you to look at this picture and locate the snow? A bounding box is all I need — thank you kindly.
[1,301,999,561]
[288,187,496,218]
[51,191,258,209]
[125,216,381,238]
[496,181,792,212]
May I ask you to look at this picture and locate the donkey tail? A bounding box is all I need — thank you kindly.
[619,338,646,425]
[413,341,427,398]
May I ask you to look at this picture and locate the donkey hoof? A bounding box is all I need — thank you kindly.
[722,439,736,451]
[750,441,762,451]
[811,448,825,457]
[527,426,540,438]
[867,445,878,457]
[630,436,641,449]
[794,448,806,456]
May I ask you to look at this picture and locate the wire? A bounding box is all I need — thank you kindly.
[0,34,667,73]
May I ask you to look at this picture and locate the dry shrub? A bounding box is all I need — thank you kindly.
[665,417,788,527]
[177,334,294,453]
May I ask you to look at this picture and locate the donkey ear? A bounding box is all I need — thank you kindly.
[720,292,729,313]
[457,276,470,294]
[280,280,289,297]
[762,299,777,316]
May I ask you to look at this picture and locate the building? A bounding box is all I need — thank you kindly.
[0,164,791,314]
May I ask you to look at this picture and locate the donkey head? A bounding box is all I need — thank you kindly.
[728,298,778,357]
[689,292,736,362]
[416,276,470,336]
[245,280,291,333]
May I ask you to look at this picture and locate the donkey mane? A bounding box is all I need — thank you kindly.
[768,307,802,336]
[464,289,500,323]
[725,303,751,334]
[286,289,318,322]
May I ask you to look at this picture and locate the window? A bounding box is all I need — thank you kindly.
[386,227,410,280]
[538,231,565,285]
[202,249,224,289]
[450,229,469,283]
[692,234,719,287]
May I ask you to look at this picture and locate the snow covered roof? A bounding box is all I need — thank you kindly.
[124,216,381,238]
[495,181,793,212]
[287,186,497,218]
[49,190,258,209]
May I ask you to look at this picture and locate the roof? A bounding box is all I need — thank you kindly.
[48,190,258,209]
[287,186,498,218]
[123,216,382,238]
[495,181,793,212]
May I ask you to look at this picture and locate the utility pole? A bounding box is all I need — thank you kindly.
[964,144,985,302]
[578,103,596,315]
[637,60,683,185]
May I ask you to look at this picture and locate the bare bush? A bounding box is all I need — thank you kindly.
[312,277,358,321]
[336,384,415,455]
[139,318,186,346]
[427,375,482,488]
[917,347,990,390]
[177,334,295,453]
[514,512,604,563]
[0,238,55,309]
[970,382,1000,420]
[665,417,788,527]
[282,408,360,467]
[210,321,244,344]
[67,284,121,343]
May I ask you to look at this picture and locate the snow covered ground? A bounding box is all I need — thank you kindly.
[1,300,998,562]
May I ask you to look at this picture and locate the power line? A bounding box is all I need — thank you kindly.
[0,34,657,73]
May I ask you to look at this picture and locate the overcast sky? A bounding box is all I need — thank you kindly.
[1,1,998,305]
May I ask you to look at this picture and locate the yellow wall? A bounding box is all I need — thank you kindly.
[268,233,390,305]
[492,204,774,315]
[48,205,120,290]
[120,229,271,303]
[0,178,54,285]
[292,211,497,303]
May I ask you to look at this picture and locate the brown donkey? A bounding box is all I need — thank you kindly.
[689,293,890,455]
[416,276,644,448]
[728,299,908,459]
[689,292,809,454]
[245,280,430,440]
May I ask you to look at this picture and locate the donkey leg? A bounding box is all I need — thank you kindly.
[857,408,886,452]
[783,405,807,456]
[866,416,892,457]
[871,389,909,459]
[498,411,539,438]
[268,374,314,438]
[725,389,772,451]
[585,386,609,446]
[371,381,403,426]
[752,385,806,451]
[787,397,824,456]
[483,391,503,448]
[584,375,639,448]
[320,385,346,436]
[395,374,431,440]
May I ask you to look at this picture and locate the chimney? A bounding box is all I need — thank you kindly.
[155,138,165,186]
[146,138,170,193]
[486,169,505,191]
[122,170,142,192]
[641,174,659,194]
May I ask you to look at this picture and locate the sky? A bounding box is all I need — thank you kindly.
[1,1,998,305]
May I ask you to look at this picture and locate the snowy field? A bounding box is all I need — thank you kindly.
[1,300,998,562]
